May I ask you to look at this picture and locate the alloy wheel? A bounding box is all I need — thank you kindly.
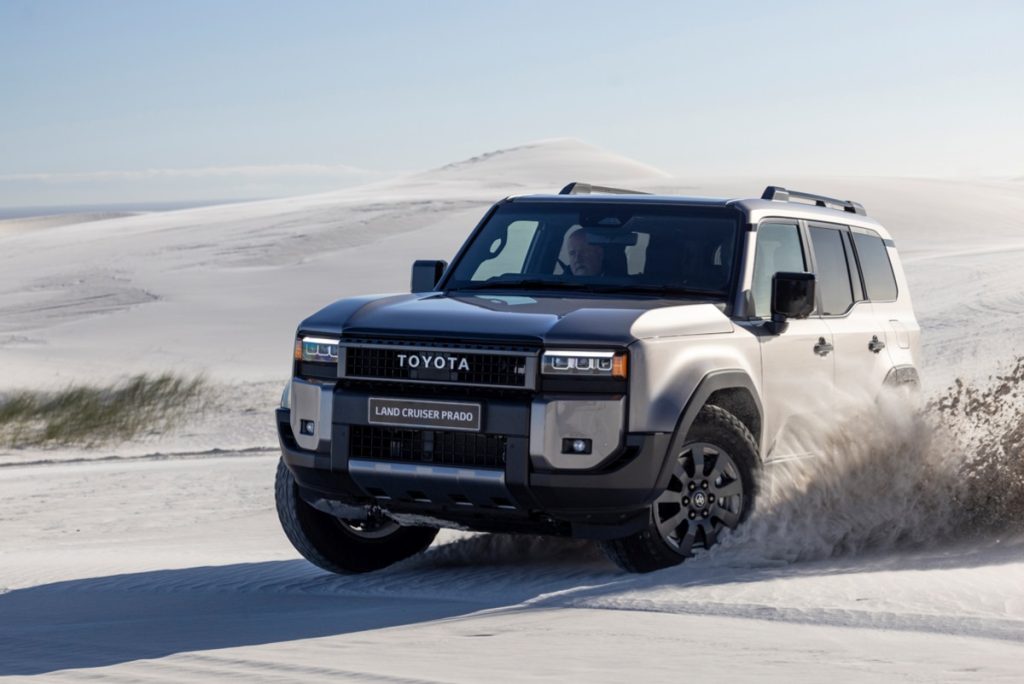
[653,441,745,556]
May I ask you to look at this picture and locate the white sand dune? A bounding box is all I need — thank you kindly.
[2,140,1023,680]
[0,139,671,386]
[0,140,1019,393]
[0,211,144,236]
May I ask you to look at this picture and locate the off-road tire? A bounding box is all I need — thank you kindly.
[601,405,758,573]
[275,459,438,574]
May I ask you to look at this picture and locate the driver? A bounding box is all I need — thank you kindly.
[566,227,604,276]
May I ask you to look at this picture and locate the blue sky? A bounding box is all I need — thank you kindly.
[1,1,1022,207]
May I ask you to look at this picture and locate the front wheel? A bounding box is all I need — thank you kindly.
[275,459,438,574]
[601,405,758,573]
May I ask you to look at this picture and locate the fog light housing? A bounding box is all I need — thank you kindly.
[562,438,592,454]
[300,420,316,436]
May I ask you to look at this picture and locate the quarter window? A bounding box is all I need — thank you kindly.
[809,226,854,315]
[852,231,898,301]
[751,222,806,318]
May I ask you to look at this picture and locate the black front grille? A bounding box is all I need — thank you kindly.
[349,425,507,469]
[344,344,530,388]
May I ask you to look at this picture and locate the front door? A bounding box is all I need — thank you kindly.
[742,220,835,460]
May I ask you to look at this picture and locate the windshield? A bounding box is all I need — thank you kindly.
[444,201,741,297]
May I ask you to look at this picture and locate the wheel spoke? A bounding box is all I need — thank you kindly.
[672,459,688,479]
[702,521,720,548]
[659,508,686,534]
[707,453,725,483]
[716,505,740,528]
[657,487,682,505]
[716,479,743,498]
[690,444,707,477]
[677,523,697,556]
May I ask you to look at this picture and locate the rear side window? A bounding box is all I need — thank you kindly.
[809,226,854,315]
[852,231,898,301]
[751,222,806,318]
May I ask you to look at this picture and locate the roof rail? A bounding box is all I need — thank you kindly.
[761,185,866,216]
[559,182,650,196]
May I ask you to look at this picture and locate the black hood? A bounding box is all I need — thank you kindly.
[299,292,729,346]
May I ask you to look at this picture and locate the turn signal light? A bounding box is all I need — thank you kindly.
[612,353,628,379]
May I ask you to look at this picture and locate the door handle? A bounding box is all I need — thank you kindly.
[814,337,833,356]
[868,335,886,354]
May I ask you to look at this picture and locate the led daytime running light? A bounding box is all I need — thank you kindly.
[542,350,628,378]
[297,336,340,364]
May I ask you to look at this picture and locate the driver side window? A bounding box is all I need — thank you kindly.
[471,220,540,281]
[751,222,806,318]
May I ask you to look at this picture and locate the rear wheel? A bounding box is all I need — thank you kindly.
[275,459,438,574]
[601,405,758,573]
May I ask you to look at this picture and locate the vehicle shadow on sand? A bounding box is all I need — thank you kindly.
[0,534,615,676]
[0,559,496,676]
[3,532,1022,675]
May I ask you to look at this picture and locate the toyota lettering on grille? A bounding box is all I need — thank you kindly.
[396,353,470,372]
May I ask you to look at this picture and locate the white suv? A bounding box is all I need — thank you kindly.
[275,183,921,573]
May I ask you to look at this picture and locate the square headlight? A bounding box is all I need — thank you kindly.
[294,336,340,364]
[541,350,627,378]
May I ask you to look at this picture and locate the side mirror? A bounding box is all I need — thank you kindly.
[411,260,447,292]
[768,272,815,334]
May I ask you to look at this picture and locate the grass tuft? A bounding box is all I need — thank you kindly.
[0,374,208,448]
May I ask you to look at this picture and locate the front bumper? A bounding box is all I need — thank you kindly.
[277,384,673,539]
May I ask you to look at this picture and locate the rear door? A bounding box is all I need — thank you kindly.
[808,223,892,403]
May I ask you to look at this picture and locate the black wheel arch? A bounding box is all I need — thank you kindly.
[652,370,762,491]
[678,370,762,452]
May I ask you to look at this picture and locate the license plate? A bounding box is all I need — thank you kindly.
[367,397,482,432]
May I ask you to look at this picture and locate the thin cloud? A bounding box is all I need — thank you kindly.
[0,164,382,183]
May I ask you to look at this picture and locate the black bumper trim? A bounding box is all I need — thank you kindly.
[278,405,672,533]
[527,432,673,518]
[278,408,365,501]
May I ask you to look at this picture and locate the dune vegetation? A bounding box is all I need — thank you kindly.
[0,374,208,448]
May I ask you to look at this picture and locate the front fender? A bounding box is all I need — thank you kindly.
[628,332,762,435]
